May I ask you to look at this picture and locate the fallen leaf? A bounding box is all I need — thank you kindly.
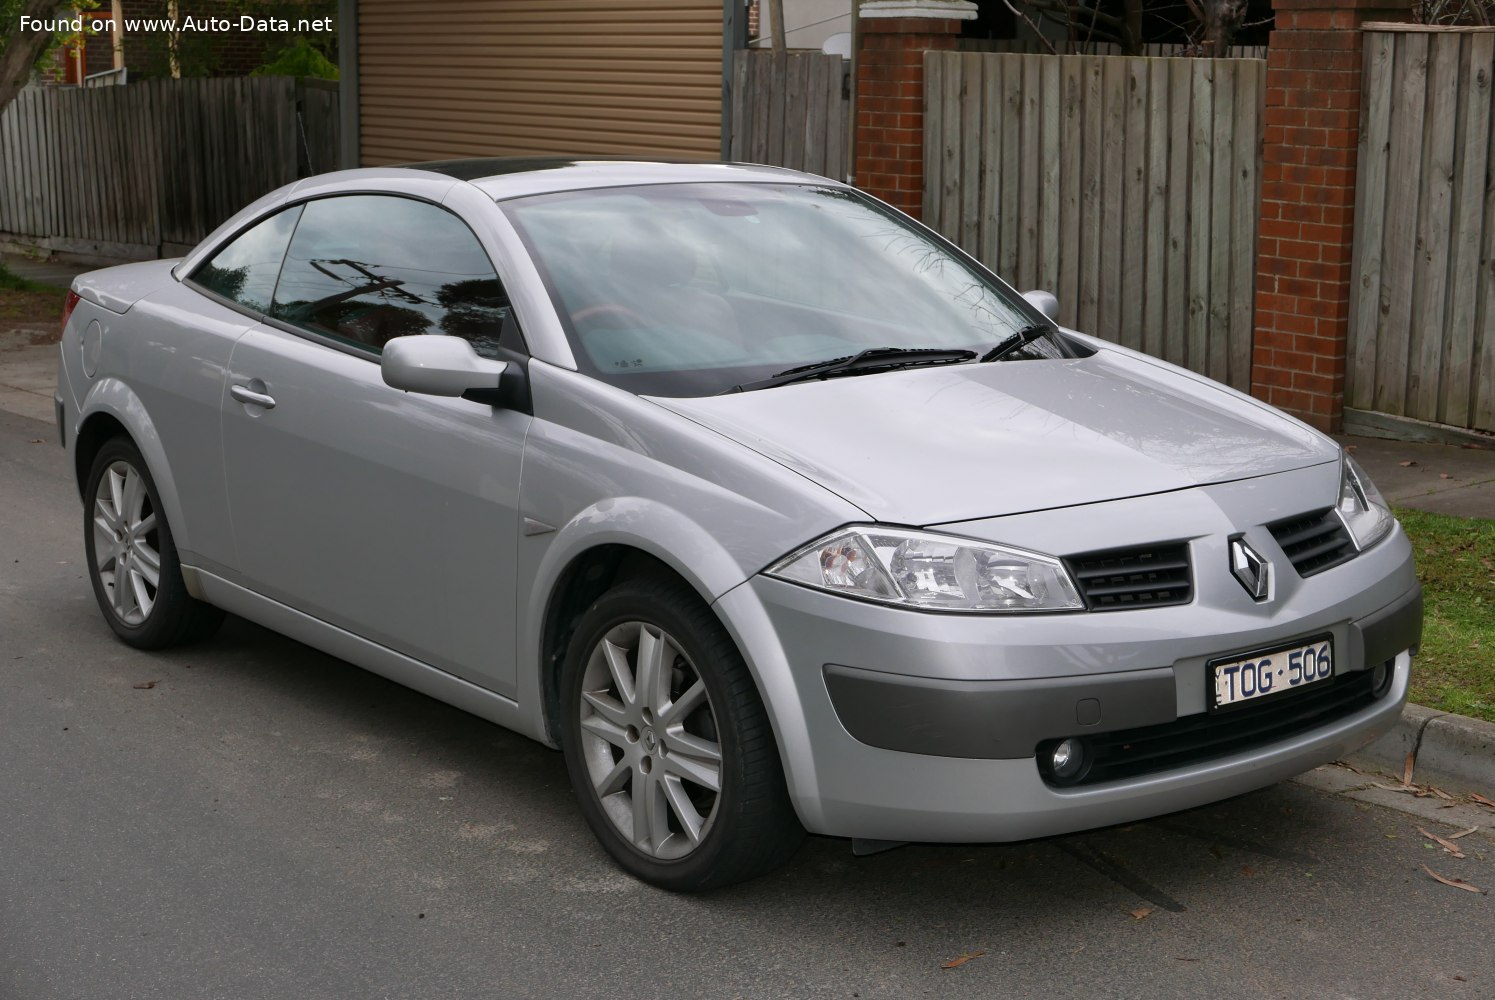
[1403,752,1416,786]
[1344,444,1357,452]
[1174,957,1200,962]
[1398,460,1417,467]
[1439,472,1453,479]
[1448,827,1480,840]
[1372,779,1456,801]
[1371,782,1419,794]
[1471,793,1495,812]
[1418,826,1466,859]
[1241,865,1256,876]
[1422,865,1484,894]
[942,950,985,969]
[1130,907,1154,921]
[132,681,156,690]
[27,438,43,444]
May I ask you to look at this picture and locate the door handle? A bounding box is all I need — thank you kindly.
[230,383,277,409]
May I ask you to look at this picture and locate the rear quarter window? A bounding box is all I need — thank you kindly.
[190,205,303,312]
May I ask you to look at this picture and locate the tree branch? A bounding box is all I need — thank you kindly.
[1000,0,1060,53]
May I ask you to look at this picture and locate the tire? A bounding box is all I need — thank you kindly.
[83,437,224,649]
[559,574,803,891]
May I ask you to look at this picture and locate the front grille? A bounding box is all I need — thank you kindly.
[1065,542,1192,611]
[1037,668,1383,788]
[1268,507,1355,577]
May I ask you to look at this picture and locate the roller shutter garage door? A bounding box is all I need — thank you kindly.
[358,0,724,164]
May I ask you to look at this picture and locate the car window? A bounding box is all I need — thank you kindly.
[191,205,303,313]
[269,195,512,358]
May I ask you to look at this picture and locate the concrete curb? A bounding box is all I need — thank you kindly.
[1350,701,1495,796]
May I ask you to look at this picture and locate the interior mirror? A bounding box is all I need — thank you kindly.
[381,335,507,398]
[1022,290,1060,322]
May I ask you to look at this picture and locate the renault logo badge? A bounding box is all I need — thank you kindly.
[1230,536,1270,601]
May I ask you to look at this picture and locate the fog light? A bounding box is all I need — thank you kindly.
[1051,738,1086,780]
[1370,659,1393,697]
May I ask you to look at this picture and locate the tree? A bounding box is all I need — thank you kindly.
[1006,0,1143,54]
[1180,0,1248,54]
[0,0,66,116]
[987,0,1265,56]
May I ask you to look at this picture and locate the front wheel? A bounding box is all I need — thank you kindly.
[559,575,803,891]
[83,438,223,648]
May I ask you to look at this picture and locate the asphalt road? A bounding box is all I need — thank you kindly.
[2,406,1492,1000]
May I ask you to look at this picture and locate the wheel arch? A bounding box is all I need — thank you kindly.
[526,500,764,749]
[72,379,192,554]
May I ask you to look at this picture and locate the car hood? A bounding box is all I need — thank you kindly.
[650,350,1339,525]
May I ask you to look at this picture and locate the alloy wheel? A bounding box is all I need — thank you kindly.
[91,460,161,626]
[576,620,723,860]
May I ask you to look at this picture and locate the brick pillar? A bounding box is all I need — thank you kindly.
[854,1,975,218]
[1251,0,1406,432]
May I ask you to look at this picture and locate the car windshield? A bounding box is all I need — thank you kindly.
[500,182,1070,396]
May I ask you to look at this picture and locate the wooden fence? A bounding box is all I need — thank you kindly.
[924,52,1264,391]
[0,77,339,259]
[729,50,848,180]
[957,39,1268,59]
[1348,25,1495,434]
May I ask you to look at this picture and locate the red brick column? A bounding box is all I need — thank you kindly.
[1251,0,1406,432]
[854,3,973,218]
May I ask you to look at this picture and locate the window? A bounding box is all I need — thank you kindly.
[269,195,511,357]
[502,182,1062,396]
[191,205,303,313]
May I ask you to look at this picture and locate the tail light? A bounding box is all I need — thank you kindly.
[61,289,81,336]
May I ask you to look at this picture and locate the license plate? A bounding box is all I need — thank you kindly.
[1210,635,1333,710]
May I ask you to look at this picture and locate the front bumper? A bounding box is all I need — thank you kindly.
[713,468,1422,843]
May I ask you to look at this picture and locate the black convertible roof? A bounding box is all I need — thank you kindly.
[404,156,697,181]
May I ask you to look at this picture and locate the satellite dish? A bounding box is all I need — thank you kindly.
[821,32,852,59]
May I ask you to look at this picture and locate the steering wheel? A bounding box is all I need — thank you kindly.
[571,303,649,331]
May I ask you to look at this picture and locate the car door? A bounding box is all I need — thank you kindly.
[219,193,530,697]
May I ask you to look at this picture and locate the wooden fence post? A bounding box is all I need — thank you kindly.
[1251,0,1408,432]
[854,0,975,219]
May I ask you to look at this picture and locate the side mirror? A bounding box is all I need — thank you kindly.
[1022,290,1059,322]
[381,335,507,398]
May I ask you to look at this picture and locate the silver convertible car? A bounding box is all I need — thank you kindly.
[56,160,1421,890]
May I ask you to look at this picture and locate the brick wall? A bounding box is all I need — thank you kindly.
[1250,0,1406,431]
[106,0,334,79]
[854,17,961,218]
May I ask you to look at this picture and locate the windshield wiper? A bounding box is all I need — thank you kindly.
[720,346,978,394]
[980,324,1052,363]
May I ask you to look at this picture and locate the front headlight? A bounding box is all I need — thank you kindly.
[765,526,1085,612]
[1337,453,1394,550]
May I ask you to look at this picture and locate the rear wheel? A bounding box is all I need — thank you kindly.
[559,574,803,891]
[83,438,223,648]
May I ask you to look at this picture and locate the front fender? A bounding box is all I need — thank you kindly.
[74,377,192,555]
[515,496,756,746]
